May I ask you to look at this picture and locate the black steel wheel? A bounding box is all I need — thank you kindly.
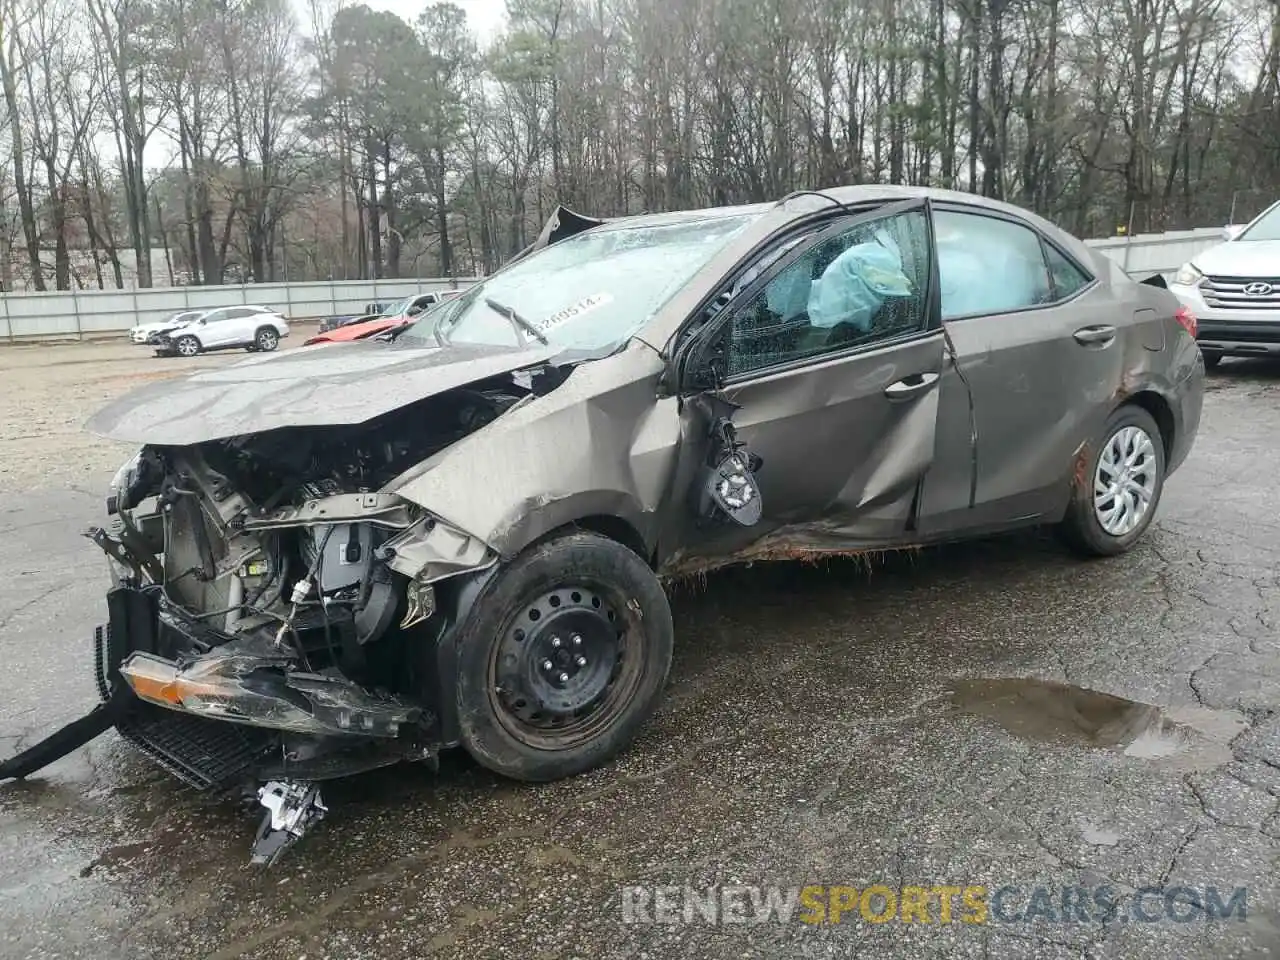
[490,585,640,748]
[455,531,673,781]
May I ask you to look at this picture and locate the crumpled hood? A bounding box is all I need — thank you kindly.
[1192,238,1280,277]
[136,319,193,333]
[87,340,556,445]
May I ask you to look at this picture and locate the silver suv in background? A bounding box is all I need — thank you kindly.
[153,305,290,357]
[1170,199,1280,368]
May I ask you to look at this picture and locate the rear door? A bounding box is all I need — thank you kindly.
[917,204,1126,535]
[669,200,947,564]
[219,307,258,346]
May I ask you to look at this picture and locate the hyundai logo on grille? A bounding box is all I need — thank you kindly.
[1244,282,1275,296]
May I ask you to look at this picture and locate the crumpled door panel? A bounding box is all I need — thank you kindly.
[663,332,946,573]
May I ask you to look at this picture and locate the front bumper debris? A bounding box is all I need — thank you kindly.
[0,699,125,781]
[1,585,443,866]
[252,780,328,865]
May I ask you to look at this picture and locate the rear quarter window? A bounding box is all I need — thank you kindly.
[1043,243,1092,299]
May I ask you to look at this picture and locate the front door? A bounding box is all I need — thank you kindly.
[667,201,946,568]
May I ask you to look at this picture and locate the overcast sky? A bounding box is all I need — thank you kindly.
[142,0,509,167]
[296,0,510,39]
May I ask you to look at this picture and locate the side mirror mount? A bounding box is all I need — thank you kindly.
[1222,224,1245,242]
[683,325,731,394]
[690,395,764,527]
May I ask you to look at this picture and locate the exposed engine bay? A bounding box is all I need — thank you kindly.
[24,382,528,864]
[111,383,520,649]
[117,384,519,646]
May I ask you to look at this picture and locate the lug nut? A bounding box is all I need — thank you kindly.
[558,672,570,683]
[572,634,582,646]
[542,659,554,671]
[575,655,587,667]
[550,636,562,648]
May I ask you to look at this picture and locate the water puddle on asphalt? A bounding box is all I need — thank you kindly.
[945,678,1248,771]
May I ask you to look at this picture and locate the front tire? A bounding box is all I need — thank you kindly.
[455,531,673,782]
[173,335,200,358]
[1059,405,1166,557]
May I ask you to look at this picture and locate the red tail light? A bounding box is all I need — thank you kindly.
[1174,305,1197,338]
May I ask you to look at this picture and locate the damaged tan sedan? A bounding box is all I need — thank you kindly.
[1,186,1204,863]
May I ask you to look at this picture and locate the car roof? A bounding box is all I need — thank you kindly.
[601,186,1071,236]
[197,304,271,314]
[631,184,1107,348]
[592,202,775,232]
[636,185,1099,276]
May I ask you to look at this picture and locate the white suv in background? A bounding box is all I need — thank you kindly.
[153,305,290,357]
[1170,199,1280,368]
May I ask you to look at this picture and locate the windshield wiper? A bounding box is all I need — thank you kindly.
[485,297,548,345]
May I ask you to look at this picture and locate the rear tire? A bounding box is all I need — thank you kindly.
[455,531,673,782]
[1200,350,1222,370]
[173,335,200,358]
[1059,405,1166,557]
[254,327,280,352]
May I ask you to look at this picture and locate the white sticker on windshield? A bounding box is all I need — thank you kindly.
[538,292,614,332]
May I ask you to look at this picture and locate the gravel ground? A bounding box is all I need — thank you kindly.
[0,326,319,494]
[0,342,1277,960]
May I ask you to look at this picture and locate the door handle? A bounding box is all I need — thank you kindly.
[1073,325,1116,346]
[884,371,940,400]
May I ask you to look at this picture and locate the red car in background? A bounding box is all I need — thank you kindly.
[304,291,461,346]
[303,313,398,345]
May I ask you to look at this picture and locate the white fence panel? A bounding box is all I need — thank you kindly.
[1083,227,1224,277]
[0,226,1239,341]
[0,277,480,340]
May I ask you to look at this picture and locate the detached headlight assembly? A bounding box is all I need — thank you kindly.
[1174,263,1204,287]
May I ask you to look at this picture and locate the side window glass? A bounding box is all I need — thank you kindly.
[724,209,930,377]
[203,309,225,323]
[934,211,1053,319]
[1044,242,1091,299]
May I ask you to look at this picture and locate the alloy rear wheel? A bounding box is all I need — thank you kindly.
[255,327,279,352]
[1059,404,1166,557]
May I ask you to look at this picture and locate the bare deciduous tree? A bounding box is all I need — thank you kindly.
[0,0,1277,288]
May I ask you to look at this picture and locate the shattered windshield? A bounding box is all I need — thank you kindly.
[401,213,761,351]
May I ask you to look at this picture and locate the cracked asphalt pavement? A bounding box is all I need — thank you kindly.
[1,340,1278,959]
